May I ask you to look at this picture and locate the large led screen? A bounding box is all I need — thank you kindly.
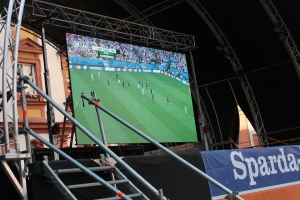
[66,32,198,144]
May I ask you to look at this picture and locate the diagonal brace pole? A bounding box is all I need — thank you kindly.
[0,160,27,199]
[24,76,165,200]
[80,93,244,200]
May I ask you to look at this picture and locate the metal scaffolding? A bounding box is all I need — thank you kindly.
[186,0,268,145]
[21,0,195,52]
[0,1,30,200]
[0,0,198,163]
[0,1,243,199]
[260,0,300,80]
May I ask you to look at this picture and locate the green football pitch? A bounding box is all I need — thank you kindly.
[70,69,198,144]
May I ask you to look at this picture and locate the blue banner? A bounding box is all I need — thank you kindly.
[200,146,300,198]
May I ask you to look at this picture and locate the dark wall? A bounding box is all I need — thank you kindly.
[116,152,211,200]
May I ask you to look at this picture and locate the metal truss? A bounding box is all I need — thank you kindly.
[260,0,300,79]
[197,91,216,149]
[188,50,216,150]
[186,0,268,145]
[1,0,25,155]
[0,1,31,200]
[22,0,195,51]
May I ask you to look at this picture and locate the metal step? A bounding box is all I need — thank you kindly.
[96,193,143,200]
[43,158,150,200]
[57,166,113,173]
[68,179,128,189]
[43,160,77,200]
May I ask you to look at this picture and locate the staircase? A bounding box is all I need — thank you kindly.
[42,156,149,200]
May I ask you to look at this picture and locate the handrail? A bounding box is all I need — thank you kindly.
[27,129,131,200]
[24,76,165,200]
[80,94,244,200]
[24,74,242,200]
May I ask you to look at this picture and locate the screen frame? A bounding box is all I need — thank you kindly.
[65,31,201,145]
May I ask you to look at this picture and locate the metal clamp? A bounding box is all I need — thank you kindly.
[225,191,239,200]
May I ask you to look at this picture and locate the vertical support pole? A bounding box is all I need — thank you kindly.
[12,1,25,154]
[1,1,29,199]
[202,129,209,151]
[69,125,75,148]
[90,91,110,158]
[91,91,116,187]
[18,160,28,200]
[41,26,55,160]
[19,68,32,163]
[188,50,209,150]
[158,189,164,200]
[2,0,14,154]
[205,87,224,148]
[59,101,67,149]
